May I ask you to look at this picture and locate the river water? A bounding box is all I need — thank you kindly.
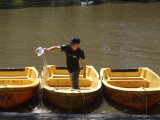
[0,2,160,116]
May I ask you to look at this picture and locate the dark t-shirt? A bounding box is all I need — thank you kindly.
[60,44,85,73]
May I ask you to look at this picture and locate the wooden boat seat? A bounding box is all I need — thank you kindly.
[0,79,32,85]
[53,87,91,90]
[109,77,146,80]
[51,74,83,78]
[107,80,150,88]
[47,78,91,87]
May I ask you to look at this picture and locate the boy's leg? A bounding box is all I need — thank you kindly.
[69,69,80,89]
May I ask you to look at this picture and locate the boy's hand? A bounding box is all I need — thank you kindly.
[44,48,49,52]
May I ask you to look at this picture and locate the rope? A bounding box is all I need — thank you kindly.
[78,90,87,115]
[67,89,87,114]
[3,84,7,109]
[142,87,148,114]
[146,97,148,114]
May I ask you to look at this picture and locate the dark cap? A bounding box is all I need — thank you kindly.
[68,36,80,44]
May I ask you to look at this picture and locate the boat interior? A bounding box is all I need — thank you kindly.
[103,68,160,88]
[0,68,37,86]
[43,65,99,90]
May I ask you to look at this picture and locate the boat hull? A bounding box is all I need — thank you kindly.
[101,67,160,110]
[43,88,99,111]
[0,87,37,109]
[0,67,39,109]
[42,65,102,111]
[103,85,160,110]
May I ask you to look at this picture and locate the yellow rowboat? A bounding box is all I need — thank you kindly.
[0,67,39,109]
[42,65,102,111]
[100,67,160,110]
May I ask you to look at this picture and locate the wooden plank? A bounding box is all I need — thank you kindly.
[47,78,91,87]
[109,77,145,80]
[107,80,150,88]
[51,74,83,78]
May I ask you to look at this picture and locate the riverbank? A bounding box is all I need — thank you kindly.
[0,0,159,9]
[0,0,79,9]
[1,112,160,120]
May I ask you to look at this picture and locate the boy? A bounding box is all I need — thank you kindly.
[44,36,86,89]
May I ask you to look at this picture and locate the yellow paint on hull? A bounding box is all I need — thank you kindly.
[0,67,39,109]
[42,65,101,111]
[100,67,160,110]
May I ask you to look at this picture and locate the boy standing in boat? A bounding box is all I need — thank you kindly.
[44,36,86,90]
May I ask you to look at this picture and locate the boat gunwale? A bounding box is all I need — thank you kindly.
[0,67,39,89]
[43,65,102,94]
[100,67,160,92]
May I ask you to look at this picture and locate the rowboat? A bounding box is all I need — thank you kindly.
[0,67,39,109]
[42,65,101,111]
[100,67,160,110]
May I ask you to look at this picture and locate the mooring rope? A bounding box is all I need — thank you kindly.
[142,87,148,115]
[146,97,148,114]
[78,90,87,115]
[3,84,7,109]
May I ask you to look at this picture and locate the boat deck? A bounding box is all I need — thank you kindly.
[51,74,84,78]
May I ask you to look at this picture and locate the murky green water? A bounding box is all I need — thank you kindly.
[0,2,160,116]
